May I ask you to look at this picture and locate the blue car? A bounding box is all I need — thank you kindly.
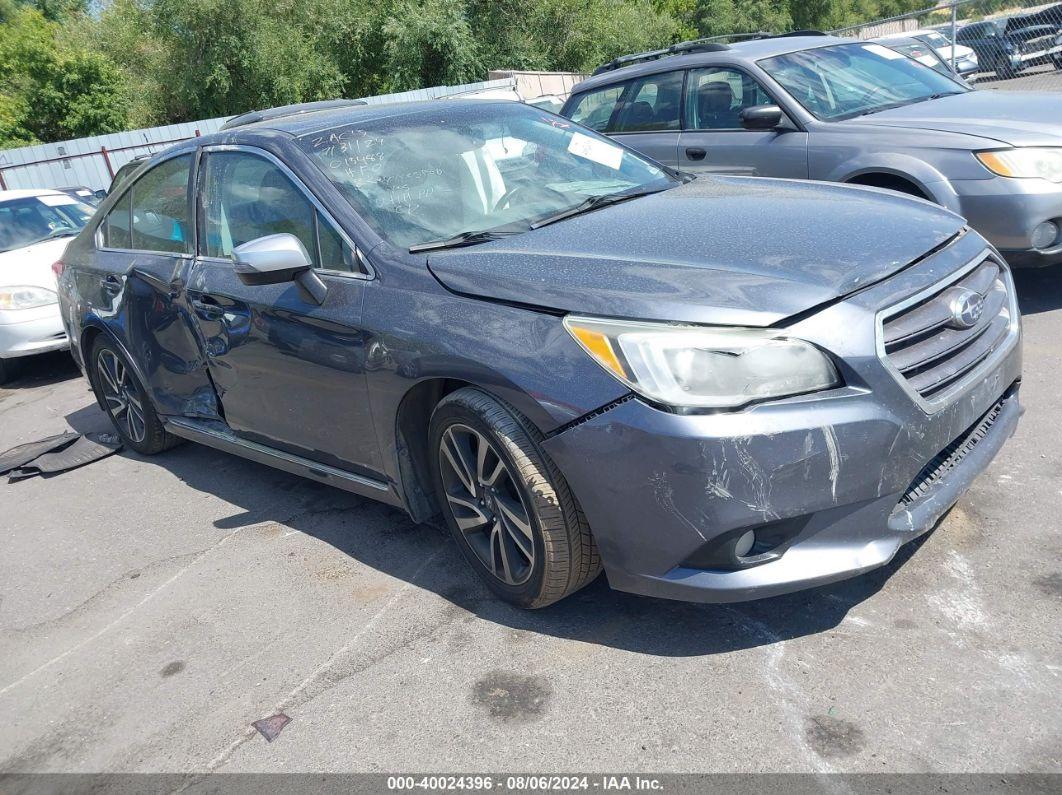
[57,100,1021,607]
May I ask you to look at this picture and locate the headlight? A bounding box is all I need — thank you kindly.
[564,316,841,409]
[977,148,1062,183]
[0,286,58,310]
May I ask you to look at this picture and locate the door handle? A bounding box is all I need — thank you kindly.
[685,147,707,161]
[191,295,225,319]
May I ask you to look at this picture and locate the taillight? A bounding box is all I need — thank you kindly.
[51,260,64,279]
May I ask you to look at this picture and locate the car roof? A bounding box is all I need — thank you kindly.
[0,189,66,202]
[218,98,517,138]
[220,98,370,131]
[571,35,857,94]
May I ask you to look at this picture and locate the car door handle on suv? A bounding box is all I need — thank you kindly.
[685,147,707,161]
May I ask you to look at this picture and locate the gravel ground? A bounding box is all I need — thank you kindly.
[0,268,1059,776]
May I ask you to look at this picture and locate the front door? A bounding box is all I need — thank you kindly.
[677,66,809,178]
[186,147,383,477]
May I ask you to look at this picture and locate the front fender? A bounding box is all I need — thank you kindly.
[827,154,962,213]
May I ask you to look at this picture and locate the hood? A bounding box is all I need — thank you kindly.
[427,177,964,327]
[850,91,1062,147]
[0,237,70,291]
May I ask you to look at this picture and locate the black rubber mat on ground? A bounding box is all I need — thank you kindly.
[1,431,122,481]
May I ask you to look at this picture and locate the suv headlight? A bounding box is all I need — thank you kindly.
[0,286,58,310]
[564,315,840,409]
[976,148,1062,183]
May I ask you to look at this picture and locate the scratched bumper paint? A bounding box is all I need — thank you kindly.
[543,238,1024,604]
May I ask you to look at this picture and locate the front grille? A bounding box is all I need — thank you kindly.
[896,394,1007,509]
[880,257,1015,405]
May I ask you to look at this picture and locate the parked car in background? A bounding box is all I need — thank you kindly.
[56,186,107,208]
[871,35,972,82]
[562,34,1062,267]
[108,155,151,194]
[956,18,1062,78]
[0,189,93,383]
[58,99,1020,608]
[877,28,979,77]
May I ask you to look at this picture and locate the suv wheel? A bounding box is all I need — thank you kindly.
[90,337,180,455]
[429,387,601,608]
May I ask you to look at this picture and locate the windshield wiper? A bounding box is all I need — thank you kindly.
[530,187,668,230]
[409,228,521,253]
[852,92,963,118]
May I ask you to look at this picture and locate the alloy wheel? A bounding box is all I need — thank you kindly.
[96,349,147,444]
[438,423,535,586]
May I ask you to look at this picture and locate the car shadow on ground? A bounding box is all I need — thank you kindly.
[0,350,80,391]
[1013,266,1062,315]
[63,403,928,658]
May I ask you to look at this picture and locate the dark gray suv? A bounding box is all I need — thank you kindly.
[56,100,1021,608]
[562,34,1062,268]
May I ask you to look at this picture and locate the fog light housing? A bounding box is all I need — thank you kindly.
[734,530,756,558]
[1031,221,1060,250]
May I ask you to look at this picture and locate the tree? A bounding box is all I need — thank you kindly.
[0,1,127,148]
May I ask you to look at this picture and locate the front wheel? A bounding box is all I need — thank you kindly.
[994,55,1017,80]
[0,357,17,386]
[89,337,180,455]
[429,388,601,608]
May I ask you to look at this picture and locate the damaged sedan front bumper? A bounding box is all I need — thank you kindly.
[542,234,1023,603]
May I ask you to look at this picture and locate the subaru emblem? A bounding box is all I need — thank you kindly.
[945,287,985,330]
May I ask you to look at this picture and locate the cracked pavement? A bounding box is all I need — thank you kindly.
[0,268,1059,774]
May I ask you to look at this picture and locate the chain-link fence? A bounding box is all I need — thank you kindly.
[830,0,1062,91]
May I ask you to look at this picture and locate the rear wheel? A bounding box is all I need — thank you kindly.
[89,337,180,455]
[429,387,601,608]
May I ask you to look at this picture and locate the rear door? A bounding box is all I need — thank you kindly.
[564,71,684,167]
[676,66,808,178]
[89,152,219,418]
[185,146,383,476]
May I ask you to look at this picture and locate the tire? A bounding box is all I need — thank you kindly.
[994,55,1017,80]
[0,357,17,386]
[89,336,180,455]
[429,387,601,608]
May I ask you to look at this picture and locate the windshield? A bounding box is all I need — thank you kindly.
[887,40,950,75]
[759,42,967,121]
[0,194,93,253]
[299,102,677,249]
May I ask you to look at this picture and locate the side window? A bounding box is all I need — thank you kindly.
[564,85,624,131]
[685,68,774,130]
[102,190,132,249]
[130,155,193,254]
[610,71,684,133]
[199,151,352,271]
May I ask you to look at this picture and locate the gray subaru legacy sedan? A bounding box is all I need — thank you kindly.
[56,100,1022,607]
[562,34,1062,268]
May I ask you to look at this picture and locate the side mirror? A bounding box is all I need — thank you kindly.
[741,105,786,131]
[94,189,107,199]
[231,233,327,304]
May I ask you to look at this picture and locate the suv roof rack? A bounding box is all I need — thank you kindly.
[592,39,731,75]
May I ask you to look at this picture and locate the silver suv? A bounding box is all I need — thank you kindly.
[560,34,1062,268]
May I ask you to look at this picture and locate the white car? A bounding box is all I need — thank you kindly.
[878,28,979,73]
[0,189,93,383]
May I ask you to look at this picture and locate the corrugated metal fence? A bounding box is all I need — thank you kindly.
[0,77,519,193]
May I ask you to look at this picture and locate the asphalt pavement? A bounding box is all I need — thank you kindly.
[0,268,1060,775]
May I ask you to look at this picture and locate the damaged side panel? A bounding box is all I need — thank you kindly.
[75,250,219,420]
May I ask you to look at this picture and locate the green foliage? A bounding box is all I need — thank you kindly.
[0,1,127,148]
[0,0,955,150]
